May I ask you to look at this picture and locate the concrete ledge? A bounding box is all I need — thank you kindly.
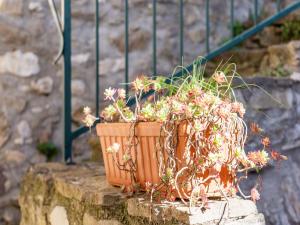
[19,163,265,225]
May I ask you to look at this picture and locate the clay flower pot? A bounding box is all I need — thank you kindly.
[96,122,232,196]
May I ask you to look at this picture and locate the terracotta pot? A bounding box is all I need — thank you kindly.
[96,122,184,187]
[96,122,232,196]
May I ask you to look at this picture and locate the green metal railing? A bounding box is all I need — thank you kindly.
[48,0,300,163]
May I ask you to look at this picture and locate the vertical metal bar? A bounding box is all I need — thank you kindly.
[63,0,72,163]
[125,0,129,95]
[205,0,210,53]
[152,0,157,76]
[254,0,258,25]
[95,0,99,117]
[277,0,281,12]
[230,0,234,37]
[179,0,184,64]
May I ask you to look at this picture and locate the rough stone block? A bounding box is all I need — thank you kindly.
[50,206,69,225]
[0,0,23,15]
[249,89,293,109]
[127,197,260,225]
[0,50,40,77]
[19,163,265,225]
[83,213,123,225]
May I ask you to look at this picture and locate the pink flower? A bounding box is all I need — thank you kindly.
[231,102,245,118]
[212,71,226,84]
[251,187,260,203]
[117,88,126,99]
[261,137,270,147]
[194,119,207,132]
[145,181,152,193]
[270,150,288,161]
[215,102,231,120]
[247,150,269,167]
[171,100,186,115]
[250,122,262,134]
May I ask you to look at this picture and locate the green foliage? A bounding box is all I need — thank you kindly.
[232,21,247,37]
[37,142,59,161]
[281,20,300,41]
[218,20,248,46]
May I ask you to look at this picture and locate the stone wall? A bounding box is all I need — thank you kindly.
[19,162,265,225]
[236,76,300,225]
[0,0,299,224]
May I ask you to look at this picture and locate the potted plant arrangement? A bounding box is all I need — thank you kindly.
[83,61,287,207]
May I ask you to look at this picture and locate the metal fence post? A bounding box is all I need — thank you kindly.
[205,0,210,53]
[63,0,73,164]
[95,0,100,117]
[152,0,157,76]
[125,0,129,95]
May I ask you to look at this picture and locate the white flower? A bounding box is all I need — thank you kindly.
[82,114,97,128]
[111,143,120,152]
[104,87,116,100]
[122,153,131,162]
[83,106,91,115]
[106,143,120,153]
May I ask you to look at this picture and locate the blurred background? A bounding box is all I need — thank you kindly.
[0,0,300,224]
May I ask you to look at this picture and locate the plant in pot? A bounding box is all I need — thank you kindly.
[83,61,287,207]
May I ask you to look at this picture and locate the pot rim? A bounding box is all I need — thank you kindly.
[96,121,187,137]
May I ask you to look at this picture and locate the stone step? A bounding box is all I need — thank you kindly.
[208,40,300,77]
[19,163,265,225]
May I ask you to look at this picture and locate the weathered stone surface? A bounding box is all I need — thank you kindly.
[249,89,293,109]
[281,177,300,224]
[31,76,54,95]
[188,27,206,44]
[0,111,10,148]
[1,150,26,166]
[0,188,18,208]
[127,197,260,225]
[15,120,32,144]
[295,92,300,115]
[50,206,69,225]
[99,58,125,76]
[72,79,86,96]
[290,71,300,81]
[0,0,23,15]
[0,167,6,196]
[19,163,265,225]
[110,28,151,53]
[282,140,300,151]
[72,53,90,65]
[259,27,281,47]
[225,213,265,225]
[28,2,42,12]
[83,213,123,225]
[2,95,27,113]
[2,206,20,225]
[268,41,300,71]
[0,50,40,77]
